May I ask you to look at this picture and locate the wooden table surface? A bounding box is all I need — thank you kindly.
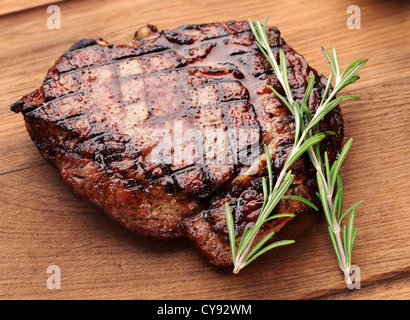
[0,0,409,300]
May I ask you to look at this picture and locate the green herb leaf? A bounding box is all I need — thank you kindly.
[281,195,319,211]
[283,133,326,172]
[330,138,353,192]
[338,200,363,225]
[242,240,295,268]
[224,203,237,263]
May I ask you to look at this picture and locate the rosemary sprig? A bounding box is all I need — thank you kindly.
[225,144,318,274]
[224,18,367,283]
[304,46,366,285]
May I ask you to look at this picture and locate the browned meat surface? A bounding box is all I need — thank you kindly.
[11,21,343,266]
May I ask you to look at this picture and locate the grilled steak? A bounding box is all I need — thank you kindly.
[11,21,343,266]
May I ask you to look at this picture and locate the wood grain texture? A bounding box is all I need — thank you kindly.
[0,0,409,300]
[0,0,65,16]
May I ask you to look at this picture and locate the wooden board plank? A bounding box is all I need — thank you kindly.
[0,0,409,300]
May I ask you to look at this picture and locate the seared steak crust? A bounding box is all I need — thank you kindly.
[12,21,343,265]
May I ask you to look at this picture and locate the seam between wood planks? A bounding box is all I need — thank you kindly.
[0,162,47,177]
[303,266,410,300]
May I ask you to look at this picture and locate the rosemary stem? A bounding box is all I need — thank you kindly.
[264,41,295,105]
[312,150,352,285]
[267,52,292,102]
[273,168,287,190]
[319,85,337,109]
[234,245,251,274]
[333,226,352,285]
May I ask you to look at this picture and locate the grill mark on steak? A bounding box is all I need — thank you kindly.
[11,20,343,266]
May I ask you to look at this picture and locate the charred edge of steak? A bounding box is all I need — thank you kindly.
[66,39,97,53]
[10,100,25,113]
